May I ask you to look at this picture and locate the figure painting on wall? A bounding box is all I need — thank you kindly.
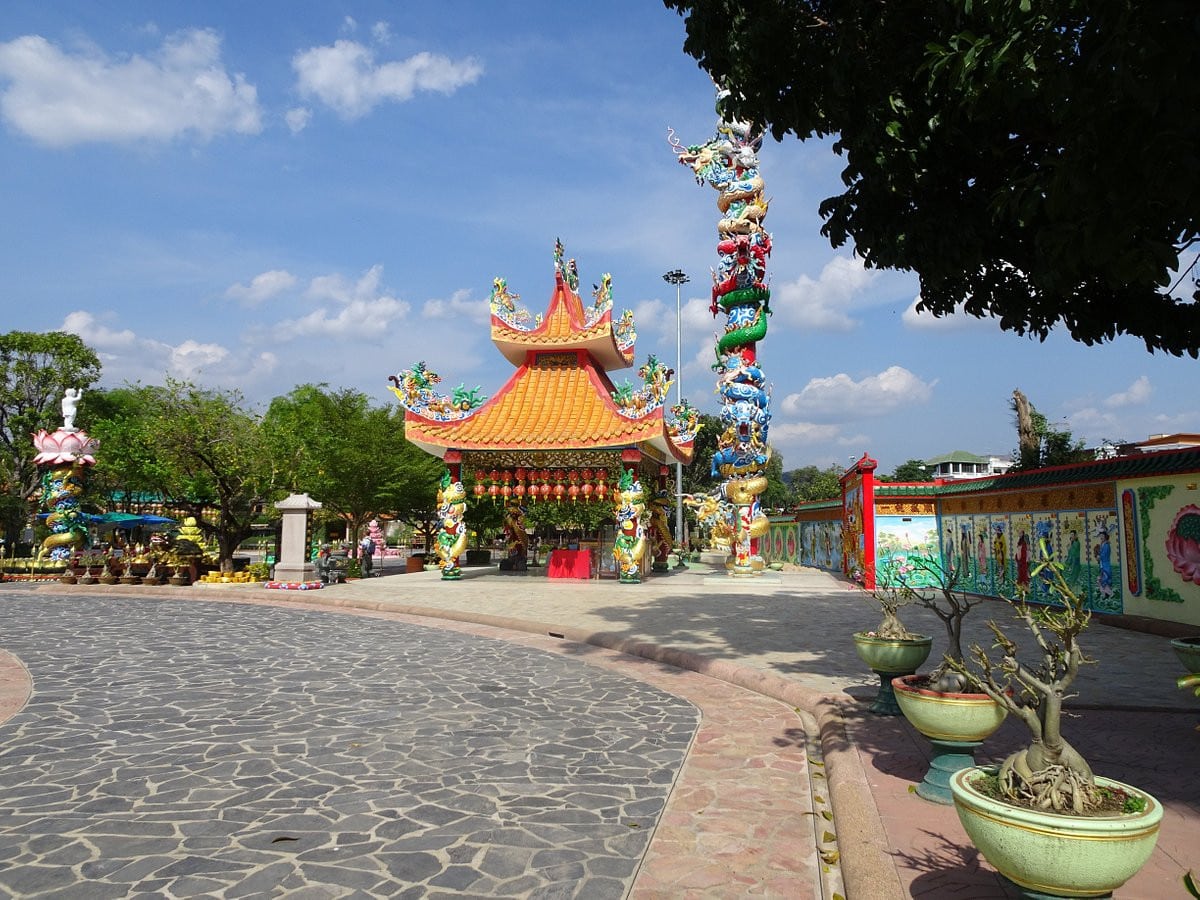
[1095,526,1114,600]
[1016,530,1031,591]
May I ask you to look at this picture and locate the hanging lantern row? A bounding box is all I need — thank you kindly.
[471,467,612,502]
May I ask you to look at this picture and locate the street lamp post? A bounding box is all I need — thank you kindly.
[662,269,689,562]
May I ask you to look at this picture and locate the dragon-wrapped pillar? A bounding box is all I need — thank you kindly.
[435,467,467,580]
[650,466,672,572]
[503,497,527,569]
[34,389,99,562]
[613,466,647,584]
[671,90,774,576]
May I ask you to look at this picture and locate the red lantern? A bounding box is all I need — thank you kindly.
[596,482,607,500]
[582,468,593,481]
[539,482,552,498]
[514,483,526,497]
[596,468,608,482]
[488,483,499,499]
[568,469,579,484]
[501,484,512,499]
[473,482,486,498]
[490,468,500,484]
[581,482,594,500]
[516,467,527,482]
[553,483,565,502]
[568,484,580,502]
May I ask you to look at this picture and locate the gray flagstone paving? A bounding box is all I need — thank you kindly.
[0,594,698,898]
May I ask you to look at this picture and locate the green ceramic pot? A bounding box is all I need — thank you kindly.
[892,675,1007,743]
[951,767,1162,898]
[1170,636,1200,674]
[852,632,933,674]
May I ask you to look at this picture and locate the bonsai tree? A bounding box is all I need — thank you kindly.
[887,554,988,692]
[945,540,1121,813]
[862,561,922,640]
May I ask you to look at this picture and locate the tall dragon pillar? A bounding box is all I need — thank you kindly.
[671,91,773,576]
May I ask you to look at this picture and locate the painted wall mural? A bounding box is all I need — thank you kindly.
[937,508,1122,614]
[875,515,939,588]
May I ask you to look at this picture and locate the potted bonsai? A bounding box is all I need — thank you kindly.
[853,565,933,715]
[887,555,1007,804]
[98,555,117,585]
[946,542,1163,897]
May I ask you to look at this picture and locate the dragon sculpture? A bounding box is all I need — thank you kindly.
[502,497,527,564]
[388,362,486,422]
[434,469,468,579]
[611,354,674,418]
[648,486,673,571]
[612,468,647,583]
[671,89,774,575]
[489,276,543,331]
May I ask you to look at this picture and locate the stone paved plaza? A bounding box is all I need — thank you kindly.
[0,594,697,898]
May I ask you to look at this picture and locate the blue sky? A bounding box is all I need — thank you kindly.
[1,1,1194,476]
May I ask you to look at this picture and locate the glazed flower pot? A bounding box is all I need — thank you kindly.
[950,767,1162,898]
[1170,636,1200,674]
[853,632,932,715]
[893,675,1007,804]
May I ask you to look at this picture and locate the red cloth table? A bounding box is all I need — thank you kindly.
[547,548,591,579]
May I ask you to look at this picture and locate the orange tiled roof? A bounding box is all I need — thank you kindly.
[406,350,671,453]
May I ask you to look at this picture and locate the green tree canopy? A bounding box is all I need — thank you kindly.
[885,459,933,482]
[262,384,443,543]
[90,380,272,571]
[785,465,843,503]
[0,331,102,543]
[667,0,1200,356]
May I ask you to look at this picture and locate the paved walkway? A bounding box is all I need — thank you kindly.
[0,563,1195,898]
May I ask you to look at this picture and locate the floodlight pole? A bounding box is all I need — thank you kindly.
[663,269,690,560]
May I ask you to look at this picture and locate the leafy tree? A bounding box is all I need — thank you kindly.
[885,459,932,482]
[1010,389,1092,471]
[759,451,791,512]
[92,380,273,572]
[262,384,440,546]
[666,0,1200,356]
[681,413,721,496]
[0,331,101,545]
[785,464,843,503]
[85,386,169,512]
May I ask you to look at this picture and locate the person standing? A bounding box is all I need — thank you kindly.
[359,533,375,577]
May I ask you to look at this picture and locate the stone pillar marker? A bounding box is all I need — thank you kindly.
[273,493,322,583]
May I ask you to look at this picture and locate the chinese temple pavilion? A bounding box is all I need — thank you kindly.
[389,241,699,582]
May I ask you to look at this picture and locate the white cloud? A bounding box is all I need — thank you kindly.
[169,340,228,378]
[285,106,311,134]
[1105,375,1151,409]
[226,270,298,304]
[292,39,482,120]
[773,255,880,332]
[371,22,393,45]
[0,29,261,146]
[274,265,410,339]
[423,288,488,325]
[61,310,138,350]
[901,296,997,332]
[780,365,936,422]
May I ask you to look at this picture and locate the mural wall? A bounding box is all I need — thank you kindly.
[764,516,843,573]
[876,514,939,588]
[937,508,1121,614]
[1122,475,1200,624]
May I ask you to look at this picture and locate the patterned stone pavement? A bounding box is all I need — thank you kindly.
[0,594,702,898]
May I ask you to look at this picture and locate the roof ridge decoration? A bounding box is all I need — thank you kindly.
[387,361,486,421]
[488,277,542,332]
[611,354,673,419]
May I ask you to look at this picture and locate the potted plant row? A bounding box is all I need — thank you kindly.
[880,556,1008,805]
[941,542,1164,898]
[852,568,932,715]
